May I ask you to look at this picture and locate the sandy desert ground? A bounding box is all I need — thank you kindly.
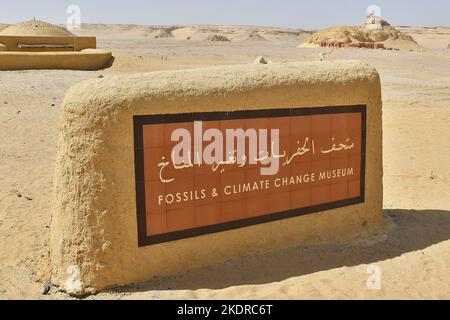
[0,24,449,300]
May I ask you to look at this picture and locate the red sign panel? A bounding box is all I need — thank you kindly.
[134,106,366,246]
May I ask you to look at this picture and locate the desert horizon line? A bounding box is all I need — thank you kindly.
[2,19,450,30]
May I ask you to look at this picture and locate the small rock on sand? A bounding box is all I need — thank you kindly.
[42,282,52,295]
[254,56,268,64]
[205,34,231,42]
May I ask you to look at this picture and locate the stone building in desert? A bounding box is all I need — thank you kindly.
[363,14,391,31]
[0,19,112,70]
[0,19,95,52]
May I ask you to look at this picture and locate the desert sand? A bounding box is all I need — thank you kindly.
[0,24,450,300]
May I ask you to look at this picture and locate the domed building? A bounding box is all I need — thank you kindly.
[0,19,91,51]
[0,19,75,37]
[0,19,112,70]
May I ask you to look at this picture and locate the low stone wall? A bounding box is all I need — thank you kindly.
[0,35,96,52]
[50,60,383,295]
[74,37,96,51]
[0,49,112,70]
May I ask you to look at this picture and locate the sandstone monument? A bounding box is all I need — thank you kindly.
[50,60,383,295]
[299,14,422,51]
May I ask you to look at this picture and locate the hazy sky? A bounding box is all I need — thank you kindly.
[1,0,449,29]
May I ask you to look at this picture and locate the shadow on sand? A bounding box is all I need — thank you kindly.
[117,209,450,292]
